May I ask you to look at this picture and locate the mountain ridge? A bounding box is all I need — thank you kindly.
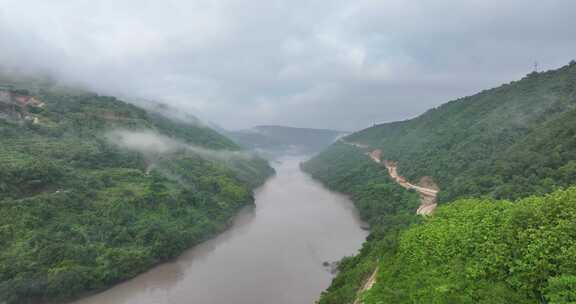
[303,60,576,303]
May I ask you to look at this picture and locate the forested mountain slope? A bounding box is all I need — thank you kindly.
[346,61,576,202]
[303,61,576,304]
[0,82,273,304]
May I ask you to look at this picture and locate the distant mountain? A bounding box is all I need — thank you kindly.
[228,125,347,155]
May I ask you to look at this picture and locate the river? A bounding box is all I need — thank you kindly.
[72,157,368,304]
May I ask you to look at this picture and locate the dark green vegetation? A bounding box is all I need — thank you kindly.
[0,83,273,303]
[303,61,576,303]
[302,143,420,304]
[229,125,346,155]
[347,61,576,203]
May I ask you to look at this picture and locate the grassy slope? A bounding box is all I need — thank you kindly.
[303,62,576,303]
[0,86,273,303]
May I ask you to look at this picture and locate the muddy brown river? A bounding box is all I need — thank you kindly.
[72,157,368,304]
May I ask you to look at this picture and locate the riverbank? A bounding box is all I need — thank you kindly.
[301,143,421,304]
[71,157,368,304]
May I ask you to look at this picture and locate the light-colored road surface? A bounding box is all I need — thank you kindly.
[345,142,441,303]
[352,266,379,304]
[380,159,438,215]
[350,143,439,215]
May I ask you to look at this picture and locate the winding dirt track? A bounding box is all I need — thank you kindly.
[344,141,439,216]
[368,150,438,215]
[342,142,440,303]
[352,266,378,304]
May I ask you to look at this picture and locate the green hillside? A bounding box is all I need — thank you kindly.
[0,83,273,303]
[346,61,576,202]
[303,61,576,303]
[362,187,576,304]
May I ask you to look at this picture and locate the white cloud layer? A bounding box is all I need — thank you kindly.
[1,0,575,130]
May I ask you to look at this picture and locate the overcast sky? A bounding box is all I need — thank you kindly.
[1,0,575,131]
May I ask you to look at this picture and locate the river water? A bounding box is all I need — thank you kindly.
[72,157,368,304]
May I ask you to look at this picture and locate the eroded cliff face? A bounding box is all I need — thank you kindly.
[0,88,45,122]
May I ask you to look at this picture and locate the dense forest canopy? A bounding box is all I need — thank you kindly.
[346,61,576,202]
[303,61,576,304]
[0,81,273,304]
[363,187,576,304]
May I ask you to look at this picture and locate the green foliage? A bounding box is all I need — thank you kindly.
[363,188,576,304]
[346,62,576,202]
[545,275,576,304]
[147,112,240,150]
[302,143,419,226]
[302,143,420,303]
[304,61,576,304]
[0,86,273,303]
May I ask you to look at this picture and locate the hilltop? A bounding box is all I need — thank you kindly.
[303,61,576,303]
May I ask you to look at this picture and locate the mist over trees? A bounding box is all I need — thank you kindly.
[0,82,273,303]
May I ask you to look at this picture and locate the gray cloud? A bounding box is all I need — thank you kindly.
[1,0,575,131]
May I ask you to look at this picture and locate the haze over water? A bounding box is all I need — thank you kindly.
[72,157,368,304]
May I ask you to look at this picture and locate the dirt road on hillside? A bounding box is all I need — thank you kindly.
[366,148,439,215]
[352,266,379,304]
[340,141,441,303]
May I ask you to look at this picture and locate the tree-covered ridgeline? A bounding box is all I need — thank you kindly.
[303,61,576,304]
[346,61,576,203]
[0,84,273,304]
